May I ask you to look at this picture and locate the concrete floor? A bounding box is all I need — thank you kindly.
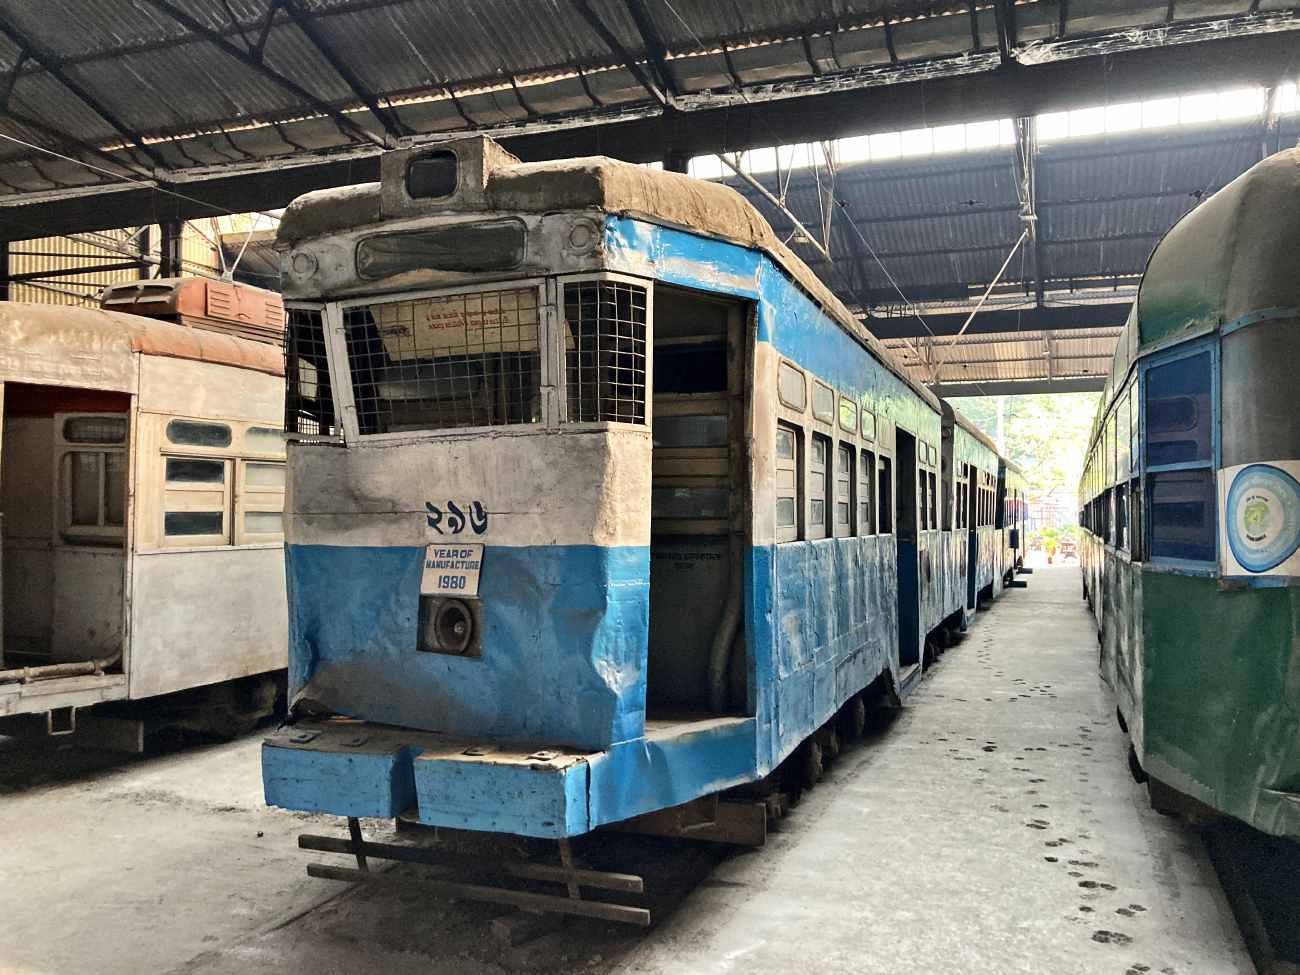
[0,564,1252,975]
[617,564,1253,975]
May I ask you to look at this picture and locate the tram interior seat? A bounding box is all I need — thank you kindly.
[646,286,748,717]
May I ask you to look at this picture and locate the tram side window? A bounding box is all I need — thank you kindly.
[928,471,937,530]
[566,282,648,423]
[345,287,545,435]
[775,423,801,543]
[809,433,830,540]
[859,449,876,535]
[285,307,336,437]
[164,457,230,544]
[1146,352,1215,563]
[59,415,128,547]
[918,464,929,530]
[878,456,893,534]
[835,443,854,537]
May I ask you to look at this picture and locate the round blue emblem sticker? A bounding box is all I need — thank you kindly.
[1226,464,1300,573]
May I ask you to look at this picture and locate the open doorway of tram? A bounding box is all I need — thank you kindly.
[0,383,129,678]
[645,285,750,719]
[894,429,921,681]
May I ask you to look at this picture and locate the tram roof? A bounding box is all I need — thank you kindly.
[1086,147,1300,449]
[280,146,943,412]
[0,302,285,389]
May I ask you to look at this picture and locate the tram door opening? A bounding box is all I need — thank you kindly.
[0,383,130,671]
[895,430,920,669]
[646,286,748,715]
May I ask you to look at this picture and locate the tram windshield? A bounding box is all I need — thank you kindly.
[344,287,542,434]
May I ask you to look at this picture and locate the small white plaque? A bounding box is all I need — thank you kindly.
[422,543,483,596]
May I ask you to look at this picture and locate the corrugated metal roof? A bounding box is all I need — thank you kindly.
[723,115,1300,314]
[880,327,1123,387]
[0,0,1292,198]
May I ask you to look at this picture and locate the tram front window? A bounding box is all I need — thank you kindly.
[344,287,542,434]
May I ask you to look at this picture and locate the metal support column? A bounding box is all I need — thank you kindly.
[137,227,151,279]
[159,220,182,278]
[662,149,691,173]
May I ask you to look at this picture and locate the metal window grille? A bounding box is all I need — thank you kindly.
[285,307,336,436]
[564,281,647,424]
[345,288,541,435]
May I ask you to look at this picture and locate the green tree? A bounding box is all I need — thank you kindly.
[947,393,1100,501]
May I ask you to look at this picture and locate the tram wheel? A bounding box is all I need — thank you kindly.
[1128,744,1149,784]
[800,740,823,791]
[842,696,867,740]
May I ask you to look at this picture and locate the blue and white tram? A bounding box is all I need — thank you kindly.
[263,136,1019,840]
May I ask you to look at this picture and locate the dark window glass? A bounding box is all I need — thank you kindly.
[878,456,893,534]
[651,486,728,520]
[104,452,126,527]
[653,342,726,394]
[775,427,795,460]
[407,151,458,199]
[166,419,232,448]
[63,416,126,444]
[285,307,335,436]
[776,496,796,528]
[166,458,225,483]
[348,288,542,434]
[356,221,525,279]
[653,414,727,447]
[1149,469,1215,562]
[70,453,100,526]
[1146,353,1211,466]
[164,511,224,536]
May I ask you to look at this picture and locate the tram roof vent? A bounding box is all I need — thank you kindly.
[100,277,286,348]
[381,135,521,220]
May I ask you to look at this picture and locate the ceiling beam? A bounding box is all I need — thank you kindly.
[1013,116,1044,306]
[500,21,1300,162]
[621,0,679,97]
[281,0,406,142]
[865,302,1131,339]
[140,0,388,149]
[0,19,1296,237]
[567,0,667,106]
[931,376,1107,397]
[0,13,170,171]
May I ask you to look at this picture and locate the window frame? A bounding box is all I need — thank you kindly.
[327,276,559,444]
[56,412,129,548]
[284,301,341,443]
[559,272,652,427]
[809,432,831,540]
[858,447,876,536]
[1140,337,1219,572]
[777,359,807,412]
[774,421,802,543]
[834,441,855,537]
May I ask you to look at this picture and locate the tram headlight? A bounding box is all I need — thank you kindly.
[289,249,318,277]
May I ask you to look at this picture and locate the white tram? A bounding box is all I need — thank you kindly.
[0,279,289,740]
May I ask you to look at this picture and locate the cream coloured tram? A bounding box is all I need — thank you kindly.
[0,280,288,740]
